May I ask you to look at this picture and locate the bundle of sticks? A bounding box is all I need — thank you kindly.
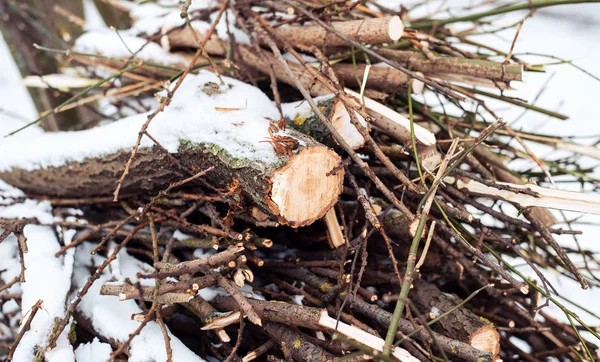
[1,1,599,361]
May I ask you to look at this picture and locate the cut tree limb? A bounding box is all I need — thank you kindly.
[283,95,366,150]
[410,279,500,358]
[454,177,600,215]
[376,49,523,83]
[0,73,344,228]
[270,16,404,47]
[0,138,343,228]
[331,63,425,94]
[344,88,442,170]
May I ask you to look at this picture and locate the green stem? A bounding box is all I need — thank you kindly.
[395,284,492,346]
[383,79,427,356]
[5,61,142,137]
[383,213,428,356]
[412,0,600,29]
[455,85,569,120]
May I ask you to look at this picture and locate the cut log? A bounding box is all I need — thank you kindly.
[473,146,557,226]
[282,95,366,150]
[410,279,500,358]
[271,16,404,47]
[344,88,442,170]
[331,63,424,94]
[376,49,523,83]
[0,72,343,228]
[454,178,600,215]
[75,30,439,167]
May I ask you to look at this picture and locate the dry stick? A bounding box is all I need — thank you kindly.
[5,60,143,137]
[242,340,275,362]
[414,221,435,272]
[224,318,245,362]
[254,20,414,220]
[525,210,589,289]
[331,63,423,94]
[142,167,215,215]
[112,0,228,201]
[280,0,464,101]
[375,48,523,82]
[302,44,420,193]
[383,139,458,356]
[345,170,402,286]
[214,271,262,326]
[455,178,600,215]
[110,301,159,359]
[0,277,20,294]
[227,3,284,117]
[155,308,173,362]
[181,0,224,82]
[415,119,528,290]
[15,233,26,283]
[149,244,245,278]
[46,222,147,349]
[100,275,217,301]
[6,299,43,362]
[89,213,138,255]
[455,84,557,186]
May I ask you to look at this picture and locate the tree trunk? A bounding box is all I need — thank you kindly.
[0,0,86,131]
[0,136,343,228]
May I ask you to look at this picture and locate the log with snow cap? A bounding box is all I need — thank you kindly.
[0,72,344,228]
[164,30,442,169]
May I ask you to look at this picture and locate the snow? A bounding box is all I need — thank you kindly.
[73,242,205,362]
[0,184,75,362]
[128,1,250,46]
[0,32,39,137]
[74,30,187,66]
[75,338,112,362]
[0,71,286,172]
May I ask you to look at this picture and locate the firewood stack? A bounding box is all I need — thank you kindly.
[1,1,599,362]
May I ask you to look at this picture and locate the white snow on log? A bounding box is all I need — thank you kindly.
[128,1,250,46]
[74,338,112,362]
[0,183,75,362]
[73,243,205,362]
[73,30,187,66]
[0,71,285,171]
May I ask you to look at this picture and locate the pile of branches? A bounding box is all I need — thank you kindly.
[1,0,600,361]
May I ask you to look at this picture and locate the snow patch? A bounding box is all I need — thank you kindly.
[0,72,283,171]
[73,243,204,361]
[75,338,112,362]
[74,30,186,66]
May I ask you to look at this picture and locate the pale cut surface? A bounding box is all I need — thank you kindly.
[330,98,366,149]
[269,146,343,227]
[470,325,501,357]
[388,16,404,41]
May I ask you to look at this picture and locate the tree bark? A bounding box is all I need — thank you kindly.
[410,279,500,357]
[0,133,343,228]
[331,63,424,94]
[0,0,87,131]
[376,49,523,83]
[270,16,404,47]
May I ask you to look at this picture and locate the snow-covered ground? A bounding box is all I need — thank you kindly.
[1,1,599,360]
